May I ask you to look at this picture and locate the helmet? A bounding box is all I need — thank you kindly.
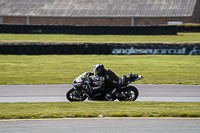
[93,64,105,76]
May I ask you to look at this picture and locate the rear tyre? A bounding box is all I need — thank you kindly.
[66,88,87,102]
[118,86,139,101]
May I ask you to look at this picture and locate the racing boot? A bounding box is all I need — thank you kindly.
[105,93,114,101]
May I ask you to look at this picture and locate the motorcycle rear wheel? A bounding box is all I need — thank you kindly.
[66,88,87,102]
[118,86,139,101]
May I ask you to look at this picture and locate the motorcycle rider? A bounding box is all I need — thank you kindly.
[87,64,121,101]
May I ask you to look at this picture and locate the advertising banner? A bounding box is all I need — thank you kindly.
[110,45,200,55]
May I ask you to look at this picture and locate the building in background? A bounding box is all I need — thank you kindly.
[0,0,199,26]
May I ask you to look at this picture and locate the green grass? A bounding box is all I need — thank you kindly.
[0,102,199,119]
[0,55,199,85]
[0,33,200,43]
[176,23,200,26]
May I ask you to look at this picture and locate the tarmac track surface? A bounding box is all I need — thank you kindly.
[0,85,200,133]
[0,84,200,102]
[0,118,200,133]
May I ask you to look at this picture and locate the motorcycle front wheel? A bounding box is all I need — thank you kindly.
[118,86,139,101]
[66,88,87,102]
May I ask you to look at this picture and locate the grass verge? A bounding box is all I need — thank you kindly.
[0,33,200,43]
[0,55,200,85]
[0,102,200,119]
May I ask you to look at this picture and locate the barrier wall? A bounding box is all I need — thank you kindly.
[1,24,200,34]
[0,24,177,35]
[178,26,200,32]
[0,43,200,55]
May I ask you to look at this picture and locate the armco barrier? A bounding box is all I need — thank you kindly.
[0,43,200,55]
[0,24,177,35]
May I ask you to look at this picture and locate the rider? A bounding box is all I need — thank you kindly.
[87,64,121,101]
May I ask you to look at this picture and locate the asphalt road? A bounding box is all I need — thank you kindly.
[0,84,200,102]
[1,118,200,133]
[0,85,200,133]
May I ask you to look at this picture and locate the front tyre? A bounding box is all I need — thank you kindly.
[66,88,87,102]
[118,86,139,101]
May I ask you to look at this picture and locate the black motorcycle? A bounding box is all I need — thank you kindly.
[66,72,143,101]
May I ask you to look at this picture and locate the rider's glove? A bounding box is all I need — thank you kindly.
[86,72,94,76]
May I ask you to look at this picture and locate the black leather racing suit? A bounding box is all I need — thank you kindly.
[88,68,121,99]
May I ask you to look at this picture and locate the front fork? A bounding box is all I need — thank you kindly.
[81,89,90,98]
[73,86,89,98]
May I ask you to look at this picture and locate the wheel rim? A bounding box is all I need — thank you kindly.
[70,90,85,101]
[123,90,136,101]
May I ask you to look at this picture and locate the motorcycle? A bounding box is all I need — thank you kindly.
[66,72,143,101]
